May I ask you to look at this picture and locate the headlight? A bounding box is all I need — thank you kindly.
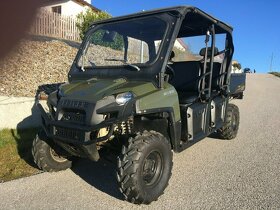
[116,92,133,105]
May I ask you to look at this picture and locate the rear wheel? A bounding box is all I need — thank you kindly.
[117,131,173,204]
[32,130,72,172]
[217,103,240,140]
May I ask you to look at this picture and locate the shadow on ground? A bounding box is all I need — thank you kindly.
[11,103,40,169]
[13,99,123,200]
[11,127,39,169]
[207,132,228,140]
[71,156,123,201]
[207,132,221,139]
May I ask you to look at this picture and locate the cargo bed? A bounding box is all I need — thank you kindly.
[229,73,246,99]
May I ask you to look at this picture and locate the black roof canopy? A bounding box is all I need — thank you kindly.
[69,6,234,84]
[90,6,233,36]
[178,9,233,37]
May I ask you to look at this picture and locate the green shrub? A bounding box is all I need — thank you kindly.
[76,9,112,40]
[233,62,242,70]
[76,9,124,51]
[90,29,124,51]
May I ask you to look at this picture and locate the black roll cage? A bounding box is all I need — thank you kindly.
[160,7,234,94]
[68,6,234,91]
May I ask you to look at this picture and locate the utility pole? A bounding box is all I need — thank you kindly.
[269,53,274,72]
[140,41,144,63]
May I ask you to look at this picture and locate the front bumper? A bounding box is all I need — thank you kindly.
[38,103,120,146]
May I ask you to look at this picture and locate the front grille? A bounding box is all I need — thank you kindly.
[55,127,84,141]
[61,111,86,124]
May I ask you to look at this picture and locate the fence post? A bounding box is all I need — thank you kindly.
[29,10,80,42]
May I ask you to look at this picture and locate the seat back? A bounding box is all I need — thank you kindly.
[199,47,224,91]
[210,62,222,91]
[169,61,201,93]
[169,60,223,95]
[199,47,219,57]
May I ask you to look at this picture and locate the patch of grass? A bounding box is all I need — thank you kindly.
[0,128,40,182]
[0,129,14,148]
[269,72,280,78]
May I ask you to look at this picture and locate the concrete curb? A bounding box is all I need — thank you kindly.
[0,96,42,129]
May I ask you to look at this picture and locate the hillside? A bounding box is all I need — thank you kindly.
[0,36,199,97]
[0,37,78,97]
[0,36,145,97]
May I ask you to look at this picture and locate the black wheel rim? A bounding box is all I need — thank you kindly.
[142,151,163,186]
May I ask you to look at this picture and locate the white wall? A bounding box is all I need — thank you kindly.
[0,96,46,129]
[174,40,186,51]
[62,1,89,17]
[154,39,187,52]
[42,0,90,17]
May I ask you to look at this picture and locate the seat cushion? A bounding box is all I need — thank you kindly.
[178,92,199,104]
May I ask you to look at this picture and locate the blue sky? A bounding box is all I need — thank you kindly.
[92,0,280,73]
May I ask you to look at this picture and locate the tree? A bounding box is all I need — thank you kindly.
[76,9,123,51]
[76,9,111,39]
[232,62,242,70]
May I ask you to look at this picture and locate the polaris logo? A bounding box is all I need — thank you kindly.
[61,100,88,109]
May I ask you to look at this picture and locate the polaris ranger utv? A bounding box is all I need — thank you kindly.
[33,6,246,204]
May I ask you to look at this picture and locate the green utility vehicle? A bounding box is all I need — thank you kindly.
[33,6,245,204]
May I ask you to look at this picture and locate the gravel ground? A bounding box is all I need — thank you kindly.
[0,37,79,97]
[0,37,140,97]
[0,74,280,209]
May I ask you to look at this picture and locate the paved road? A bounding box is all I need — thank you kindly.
[1,74,280,210]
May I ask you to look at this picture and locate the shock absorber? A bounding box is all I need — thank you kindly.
[119,117,134,135]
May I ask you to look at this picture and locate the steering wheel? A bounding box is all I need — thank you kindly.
[165,65,175,81]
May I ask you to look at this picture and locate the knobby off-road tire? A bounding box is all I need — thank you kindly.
[32,131,72,172]
[117,131,173,204]
[217,103,240,140]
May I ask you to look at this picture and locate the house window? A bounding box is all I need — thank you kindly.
[52,6,61,14]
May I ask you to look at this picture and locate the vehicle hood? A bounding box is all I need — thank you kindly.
[59,78,157,102]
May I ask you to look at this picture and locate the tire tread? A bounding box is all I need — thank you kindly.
[117,130,173,204]
[32,131,72,172]
[217,104,240,140]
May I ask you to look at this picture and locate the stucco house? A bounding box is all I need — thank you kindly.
[174,38,188,52]
[41,0,100,17]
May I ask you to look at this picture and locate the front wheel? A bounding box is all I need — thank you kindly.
[117,131,173,204]
[217,103,240,140]
[32,131,72,172]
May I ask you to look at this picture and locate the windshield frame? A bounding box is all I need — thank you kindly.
[68,6,234,89]
[75,14,171,71]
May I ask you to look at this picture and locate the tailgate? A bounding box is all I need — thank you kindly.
[229,73,246,98]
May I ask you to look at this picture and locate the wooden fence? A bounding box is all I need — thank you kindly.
[30,11,81,41]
